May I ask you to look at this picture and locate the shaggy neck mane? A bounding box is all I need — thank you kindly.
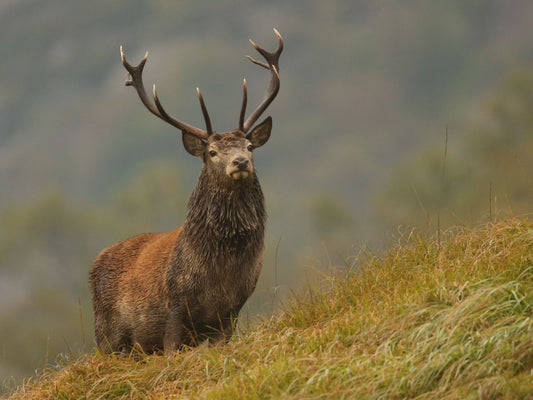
[181,168,266,257]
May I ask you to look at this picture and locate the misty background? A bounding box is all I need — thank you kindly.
[1,0,533,386]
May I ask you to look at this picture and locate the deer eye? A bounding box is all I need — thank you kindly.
[247,144,254,152]
[209,150,217,157]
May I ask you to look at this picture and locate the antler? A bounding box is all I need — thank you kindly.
[239,28,283,133]
[120,46,212,140]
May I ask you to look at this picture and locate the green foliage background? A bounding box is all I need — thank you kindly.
[1,0,533,386]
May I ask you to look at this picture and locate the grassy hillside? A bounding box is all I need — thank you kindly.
[5,218,533,399]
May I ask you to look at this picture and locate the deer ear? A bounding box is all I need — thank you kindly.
[246,116,272,148]
[182,131,206,157]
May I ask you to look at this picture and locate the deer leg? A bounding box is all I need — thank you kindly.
[219,316,235,343]
[95,314,133,354]
[207,309,240,344]
[163,305,186,352]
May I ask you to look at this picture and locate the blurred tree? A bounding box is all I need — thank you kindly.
[466,68,533,213]
[308,195,356,265]
[0,287,82,382]
[376,68,533,231]
[0,191,96,386]
[109,160,187,235]
[0,191,98,293]
[310,195,354,237]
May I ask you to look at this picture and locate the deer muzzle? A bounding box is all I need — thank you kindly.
[228,156,252,180]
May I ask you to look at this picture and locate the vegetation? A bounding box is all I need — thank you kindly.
[5,218,533,399]
[378,68,533,231]
[2,0,533,386]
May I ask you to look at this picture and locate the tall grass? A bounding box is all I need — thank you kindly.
[4,218,533,399]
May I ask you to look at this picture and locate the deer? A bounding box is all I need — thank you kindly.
[89,29,283,354]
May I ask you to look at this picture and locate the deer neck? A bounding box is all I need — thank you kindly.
[182,169,266,248]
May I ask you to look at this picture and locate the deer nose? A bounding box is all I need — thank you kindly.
[232,157,249,171]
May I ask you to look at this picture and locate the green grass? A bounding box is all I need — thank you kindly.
[4,218,533,399]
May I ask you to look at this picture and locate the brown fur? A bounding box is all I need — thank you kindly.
[91,31,281,353]
[89,128,268,353]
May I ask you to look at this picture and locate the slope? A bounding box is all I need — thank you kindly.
[5,218,533,399]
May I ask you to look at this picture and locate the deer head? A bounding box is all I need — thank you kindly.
[120,29,283,182]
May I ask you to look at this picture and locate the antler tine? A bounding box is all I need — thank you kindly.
[196,87,213,135]
[120,46,209,141]
[246,29,283,70]
[239,79,247,132]
[245,54,269,70]
[120,46,159,117]
[242,29,283,133]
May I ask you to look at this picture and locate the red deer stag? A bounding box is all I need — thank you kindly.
[89,29,283,353]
